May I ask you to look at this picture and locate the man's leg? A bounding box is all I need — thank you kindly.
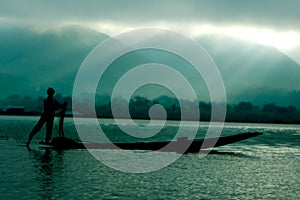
[45,118,54,143]
[27,116,46,146]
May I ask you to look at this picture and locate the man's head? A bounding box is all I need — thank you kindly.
[47,87,55,96]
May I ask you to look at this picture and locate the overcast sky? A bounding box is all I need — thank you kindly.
[1,0,299,29]
[1,0,299,57]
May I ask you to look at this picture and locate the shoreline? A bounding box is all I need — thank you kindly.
[1,113,299,125]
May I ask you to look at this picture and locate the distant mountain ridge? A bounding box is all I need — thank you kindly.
[197,35,300,104]
[0,25,299,107]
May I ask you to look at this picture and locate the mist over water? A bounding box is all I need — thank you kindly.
[0,116,299,199]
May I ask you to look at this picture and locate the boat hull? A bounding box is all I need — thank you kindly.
[45,132,263,153]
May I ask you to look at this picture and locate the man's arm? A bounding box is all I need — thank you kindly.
[54,100,67,110]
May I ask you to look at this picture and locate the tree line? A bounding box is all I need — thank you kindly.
[1,94,300,124]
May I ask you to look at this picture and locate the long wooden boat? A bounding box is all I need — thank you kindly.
[40,132,263,153]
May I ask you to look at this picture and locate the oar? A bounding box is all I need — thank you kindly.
[58,103,67,137]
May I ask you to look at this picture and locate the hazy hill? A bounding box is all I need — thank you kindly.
[198,35,300,106]
[0,25,108,98]
[0,25,299,107]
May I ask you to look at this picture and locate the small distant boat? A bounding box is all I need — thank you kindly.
[40,132,263,153]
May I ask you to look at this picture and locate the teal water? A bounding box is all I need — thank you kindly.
[0,116,299,199]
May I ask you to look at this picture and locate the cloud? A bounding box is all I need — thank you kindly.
[2,0,300,60]
[0,0,299,32]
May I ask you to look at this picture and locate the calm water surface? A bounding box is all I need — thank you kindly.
[0,116,299,199]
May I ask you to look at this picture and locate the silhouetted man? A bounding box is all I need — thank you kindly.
[26,87,67,146]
